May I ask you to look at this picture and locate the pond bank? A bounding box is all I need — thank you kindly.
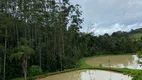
[12,54,142,80]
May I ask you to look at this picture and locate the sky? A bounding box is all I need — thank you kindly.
[70,0,142,35]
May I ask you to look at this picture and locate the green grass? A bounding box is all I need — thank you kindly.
[11,78,24,80]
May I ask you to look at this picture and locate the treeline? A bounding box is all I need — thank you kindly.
[0,0,142,80]
[111,28,142,37]
[0,0,83,79]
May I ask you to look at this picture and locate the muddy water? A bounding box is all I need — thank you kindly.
[37,70,132,80]
[86,55,141,69]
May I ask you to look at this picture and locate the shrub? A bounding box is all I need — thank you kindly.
[132,71,142,80]
[29,65,40,76]
[137,51,142,58]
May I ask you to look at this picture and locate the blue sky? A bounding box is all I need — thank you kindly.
[70,0,142,35]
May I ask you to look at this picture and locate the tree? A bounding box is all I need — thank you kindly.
[0,44,3,79]
[10,46,34,80]
[0,13,12,80]
[3,19,7,80]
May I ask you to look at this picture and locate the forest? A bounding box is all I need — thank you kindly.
[0,0,142,80]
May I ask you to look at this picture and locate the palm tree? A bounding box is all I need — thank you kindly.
[10,46,34,80]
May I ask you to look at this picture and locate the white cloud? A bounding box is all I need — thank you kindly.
[70,0,142,35]
[93,23,142,35]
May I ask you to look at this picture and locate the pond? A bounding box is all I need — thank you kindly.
[86,55,142,69]
[37,70,132,80]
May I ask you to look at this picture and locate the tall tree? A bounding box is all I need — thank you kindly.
[10,46,34,80]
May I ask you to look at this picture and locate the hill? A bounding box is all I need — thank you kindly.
[111,28,142,40]
[128,28,142,40]
[129,33,142,40]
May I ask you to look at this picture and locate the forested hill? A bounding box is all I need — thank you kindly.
[128,28,142,40]
[130,28,142,34]
[111,28,142,40]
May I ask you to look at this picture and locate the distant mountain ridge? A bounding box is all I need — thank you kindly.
[130,28,142,34]
[111,28,142,40]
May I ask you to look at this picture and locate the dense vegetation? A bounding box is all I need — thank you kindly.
[0,0,142,80]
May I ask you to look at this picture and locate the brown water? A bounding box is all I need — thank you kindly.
[86,55,141,69]
[37,55,138,80]
[37,70,132,80]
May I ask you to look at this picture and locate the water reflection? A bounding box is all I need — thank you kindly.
[81,70,132,80]
[86,55,142,69]
[37,70,132,80]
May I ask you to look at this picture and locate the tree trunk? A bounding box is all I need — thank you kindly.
[22,57,27,80]
[60,24,64,71]
[61,27,64,71]
[16,23,19,46]
[24,67,27,80]
[25,24,27,44]
[39,33,42,73]
[3,25,7,80]
[35,24,37,47]
[60,32,63,71]
[0,57,1,74]
[58,0,63,71]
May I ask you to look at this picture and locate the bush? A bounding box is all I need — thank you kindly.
[29,65,40,76]
[132,71,142,80]
[137,51,142,58]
